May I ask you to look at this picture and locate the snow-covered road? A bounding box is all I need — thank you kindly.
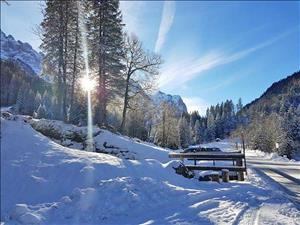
[247,155,300,209]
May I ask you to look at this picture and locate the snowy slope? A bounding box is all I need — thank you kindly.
[29,118,170,162]
[0,30,42,75]
[1,116,300,225]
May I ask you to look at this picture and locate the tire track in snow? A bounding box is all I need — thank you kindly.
[235,207,260,225]
[268,168,300,185]
[247,157,300,210]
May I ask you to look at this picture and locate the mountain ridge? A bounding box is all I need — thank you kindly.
[151,91,188,114]
[0,29,42,75]
[243,71,300,116]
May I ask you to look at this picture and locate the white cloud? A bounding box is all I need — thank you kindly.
[159,30,295,90]
[154,1,176,53]
[120,1,146,35]
[158,51,222,88]
[182,97,210,116]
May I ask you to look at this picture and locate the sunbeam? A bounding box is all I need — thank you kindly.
[78,1,94,152]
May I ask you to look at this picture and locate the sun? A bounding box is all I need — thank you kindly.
[80,76,96,92]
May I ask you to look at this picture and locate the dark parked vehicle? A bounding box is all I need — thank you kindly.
[183,146,221,153]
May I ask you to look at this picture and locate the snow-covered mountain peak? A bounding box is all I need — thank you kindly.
[0,29,42,75]
[152,91,188,114]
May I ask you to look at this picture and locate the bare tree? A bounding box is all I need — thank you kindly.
[1,0,10,6]
[120,34,162,132]
[154,102,179,149]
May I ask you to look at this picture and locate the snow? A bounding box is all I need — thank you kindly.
[152,91,188,114]
[1,115,300,224]
[247,150,300,164]
[197,139,300,164]
[29,118,170,162]
[0,30,42,75]
[197,139,240,152]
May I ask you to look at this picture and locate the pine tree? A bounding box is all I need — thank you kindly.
[193,119,201,144]
[40,0,82,121]
[24,90,35,115]
[282,107,300,158]
[87,0,125,126]
[7,74,20,105]
[15,83,27,113]
[206,107,216,141]
[178,116,191,148]
[236,97,243,113]
[69,1,83,118]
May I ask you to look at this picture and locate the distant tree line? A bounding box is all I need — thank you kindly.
[152,99,243,149]
[0,60,52,118]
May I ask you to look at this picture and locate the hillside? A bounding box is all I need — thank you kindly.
[242,71,300,117]
[0,30,51,108]
[234,71,300,158]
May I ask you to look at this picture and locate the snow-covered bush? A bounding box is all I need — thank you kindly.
[30,119,88,142]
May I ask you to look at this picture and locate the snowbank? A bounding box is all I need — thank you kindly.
[195,138,299,164]
[1,116,299,225]
[29,118,170,162]
[246,150,300,164]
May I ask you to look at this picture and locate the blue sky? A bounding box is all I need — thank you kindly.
[1,1,299,114]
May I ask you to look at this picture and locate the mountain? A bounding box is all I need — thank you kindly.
[152,91,188,115]
[0,31,50,107]
[0,30,42,75]
[236,71,300,158]
[242,71,300,117]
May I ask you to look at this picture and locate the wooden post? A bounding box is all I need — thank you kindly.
[241,133,245,155]
[222,169,229,182]
[236,159,244,181]
[241,133,248,176]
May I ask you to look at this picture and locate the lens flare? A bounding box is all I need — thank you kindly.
[80,76,96,92]
[77,1,95,153]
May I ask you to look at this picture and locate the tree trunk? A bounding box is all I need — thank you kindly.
[162,110,166,147]
[120,75,130,132]
[57,2,64,120]
[96,4,105,126]
[62,1,69,122]
[69,11,79,116]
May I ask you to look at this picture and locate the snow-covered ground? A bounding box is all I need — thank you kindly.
[198,139,300,209]
[246,151,300,209]
[29,118,169,162]
[1,115,300,225]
